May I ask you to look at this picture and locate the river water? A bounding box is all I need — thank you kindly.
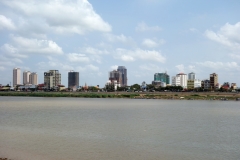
[0,97,239,160]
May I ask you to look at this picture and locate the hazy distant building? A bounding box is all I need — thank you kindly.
[13,68,21,87]
[23,71,31,85]
[68,71,79,90]
[44,70,61,89]
[117,66,127,87]
[210,73,218,90]
[154,72,170,84]
[29,72,38,85]
[188,72,195,80]
[109,70,122,86]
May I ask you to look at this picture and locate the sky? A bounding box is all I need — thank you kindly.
[0,0,240,87]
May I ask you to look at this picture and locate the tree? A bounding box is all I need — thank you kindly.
[130,84,140,91]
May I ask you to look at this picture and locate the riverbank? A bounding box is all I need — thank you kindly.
[0,91,239,101]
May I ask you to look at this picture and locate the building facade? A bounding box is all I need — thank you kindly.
[23,71,31,85]
[187,79,201,89]
[154,72,170,84]
[117,66,127,87]
[13,68,21,87]
[188,72,195,80]
[210,73,218,90]
[44,70,61,89]
[201,79,211,90]
[29,72,38,85]
[109,70,122,86]
[172,73,187,88]
[68,71,79,90]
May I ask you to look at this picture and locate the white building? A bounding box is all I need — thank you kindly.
[194,79,201,88]
[13,68,21,87]
[172,76,181,86]
[172,73,187,88]
[23,71,31,85]
[106,80,120,91]
[29,72,38,85]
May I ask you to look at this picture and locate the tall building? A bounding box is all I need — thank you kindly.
[109,70,122,85]
[188,72,195,80]
[117,66,127,86]
[172,73,187,88]
[210,73,218,90]
[23,71,31,85]
[68,71,79,90]
[29,72,38,85]
[44,70,61,89]
[154,72,170,84]
[13,68,21,87]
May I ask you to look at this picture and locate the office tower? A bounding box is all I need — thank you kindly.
[23,71,31,85]
[154,72,170,84]
[109,70,122,85]
[13,68,21,87]
[117,66,127,86]
[188,72,195,80]
[44,70,61,89]
[29,72,38,85]
[210,73,218,90]
[68,71,79,89]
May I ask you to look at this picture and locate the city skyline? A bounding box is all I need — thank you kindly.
[0,0,240,86]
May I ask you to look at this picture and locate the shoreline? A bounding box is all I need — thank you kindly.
[0,91,239,101]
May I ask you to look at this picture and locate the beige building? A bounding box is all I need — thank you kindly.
[44,70,61,89]
[29,72,38,85]
[210,73,218,90]
[187,80,194,89]
[23,71,31,85]
[13,68,21,87]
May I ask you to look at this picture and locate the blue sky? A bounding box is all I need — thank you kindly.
[0,0,240,87]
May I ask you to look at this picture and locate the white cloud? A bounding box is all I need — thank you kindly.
[76,64,99,72]
[142,38,165,48]
[104,33,135,45]
[196,61,240,70]
[0,15,16,30]
[115,48,166,63]
[230,54,240,60]
[10,36,63,55]
[83,47,109,55]
[1,0,111,35]
[110,65,118,70]
[136,22,162,32]
[139,64,162,72]
[205,22,240,50]
[67,53,90,63]
[175,64,185,73]
[1,44,28,58]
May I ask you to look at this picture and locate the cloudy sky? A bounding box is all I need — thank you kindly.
[0,0,240,87]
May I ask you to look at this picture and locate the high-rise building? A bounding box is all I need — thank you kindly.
[44,70,61,89]
[23,71,31,85]
[188,72,195,80]
[154,72,170,84]
[109,70,122,85]
[117,66,127,86]
[68,71,79,90]
[29,72,38,85]
[172,73,187,88]
[210,73,218,90]
[13,68,21,87]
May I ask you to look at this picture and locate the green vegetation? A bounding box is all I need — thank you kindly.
[0,91,239,101]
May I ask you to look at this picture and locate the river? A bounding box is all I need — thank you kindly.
[0,97,239,160]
